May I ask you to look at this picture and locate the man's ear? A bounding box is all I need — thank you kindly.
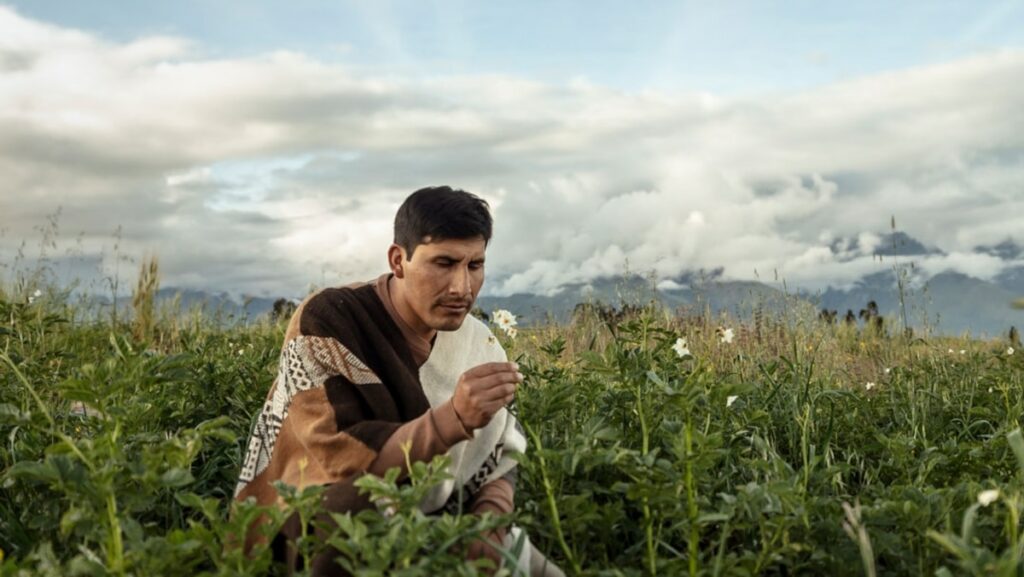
[387,244,405,278]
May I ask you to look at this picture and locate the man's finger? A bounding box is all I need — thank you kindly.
[479,401,512,419]
[478,382,517,402]
[471,371,522,393]
[463,361,519,379]
[482,388,517,408]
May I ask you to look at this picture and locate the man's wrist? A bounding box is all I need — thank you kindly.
[450,401,470,431]
[487,525,508,546]
[432,399,474,446]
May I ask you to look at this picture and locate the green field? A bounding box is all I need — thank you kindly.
[1,283,1023,576]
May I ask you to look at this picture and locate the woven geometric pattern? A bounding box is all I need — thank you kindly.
[234,336,380,495]
[301,335,381,386]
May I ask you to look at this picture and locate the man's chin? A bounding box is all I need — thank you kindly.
[431,313,468,332]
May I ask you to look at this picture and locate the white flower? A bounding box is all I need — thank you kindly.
[948,348,955,354]
[672,337,691,358]
[989,387,994,393]
[977,489,1000,507]
[28,289,42,304]
[865,382,876,391]
[376,497,398,517]
[718,327,735,344]
[960,349,966,355]
[491,309,518,337]
[1009,347,1015,356]
[884,368,891,375]
[492,309,517,329]
[726,395,739,408]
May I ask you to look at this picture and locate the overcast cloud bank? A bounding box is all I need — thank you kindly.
[1,6,1022,299]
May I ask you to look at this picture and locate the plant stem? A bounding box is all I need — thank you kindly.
[1,353,93,468]
[525,423,581,575]
[685,420,698,577]
[2,353,123,574]
[106,493,125,575]
[635,376,657,576]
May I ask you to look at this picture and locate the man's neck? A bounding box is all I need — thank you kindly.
[387,274,437,343]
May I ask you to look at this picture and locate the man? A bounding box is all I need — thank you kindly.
[234,186,562,576]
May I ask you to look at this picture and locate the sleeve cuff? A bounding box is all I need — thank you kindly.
[470,478,515,515]
[430,399,473,447]
[471,499,510,516]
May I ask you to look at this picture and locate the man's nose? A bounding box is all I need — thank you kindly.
[449,267,470,296]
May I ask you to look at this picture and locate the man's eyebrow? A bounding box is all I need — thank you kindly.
[431,254,485,262]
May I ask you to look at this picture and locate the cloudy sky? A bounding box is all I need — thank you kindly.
[2,1,1023,298]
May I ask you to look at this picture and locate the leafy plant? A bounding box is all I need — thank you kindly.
[2,289,1024,576]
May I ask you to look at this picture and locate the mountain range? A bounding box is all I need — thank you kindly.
[141,232,1024,339]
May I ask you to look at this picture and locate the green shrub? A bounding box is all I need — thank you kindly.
[2,293,1023,575]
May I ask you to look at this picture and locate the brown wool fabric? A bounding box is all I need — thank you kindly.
[235,283,429,538]
[372,273,432,367]
[235,274,516,572]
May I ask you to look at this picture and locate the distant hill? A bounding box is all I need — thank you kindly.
[474,232,1023,338]
[978,239,1023,261]
[154,288,283,320]
[119,232,1022,339]
[811,270,1020,338]
[78,288,285,325]
[476,274,804,326]
[830,231,945,259]
[474,269,1021,338]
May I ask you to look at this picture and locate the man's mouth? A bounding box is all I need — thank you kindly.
[439,302,471,312]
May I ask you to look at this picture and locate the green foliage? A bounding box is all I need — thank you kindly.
[509,309,1024,576]
[1,291,1023,575]
[320,456,519,575]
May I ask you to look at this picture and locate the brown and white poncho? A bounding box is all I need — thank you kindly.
[234,274,525,541]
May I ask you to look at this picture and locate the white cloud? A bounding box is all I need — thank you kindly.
[2,6,1023,298]
[657,279,688,291]
[856,233,883,256]
[166,167,211,188]
[916,252,1010,282]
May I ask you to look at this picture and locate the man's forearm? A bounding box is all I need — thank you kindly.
[470,477,514,516]
[365,398,472,479]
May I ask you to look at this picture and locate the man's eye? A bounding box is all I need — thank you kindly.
[469,263,484,270]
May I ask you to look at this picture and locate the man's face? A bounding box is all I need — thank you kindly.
[390,236,486,334]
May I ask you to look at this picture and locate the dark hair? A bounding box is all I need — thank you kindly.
[394,186,492,258]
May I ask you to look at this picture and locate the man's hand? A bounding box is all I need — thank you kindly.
[467,527,507,575]
[452,362,522,430]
